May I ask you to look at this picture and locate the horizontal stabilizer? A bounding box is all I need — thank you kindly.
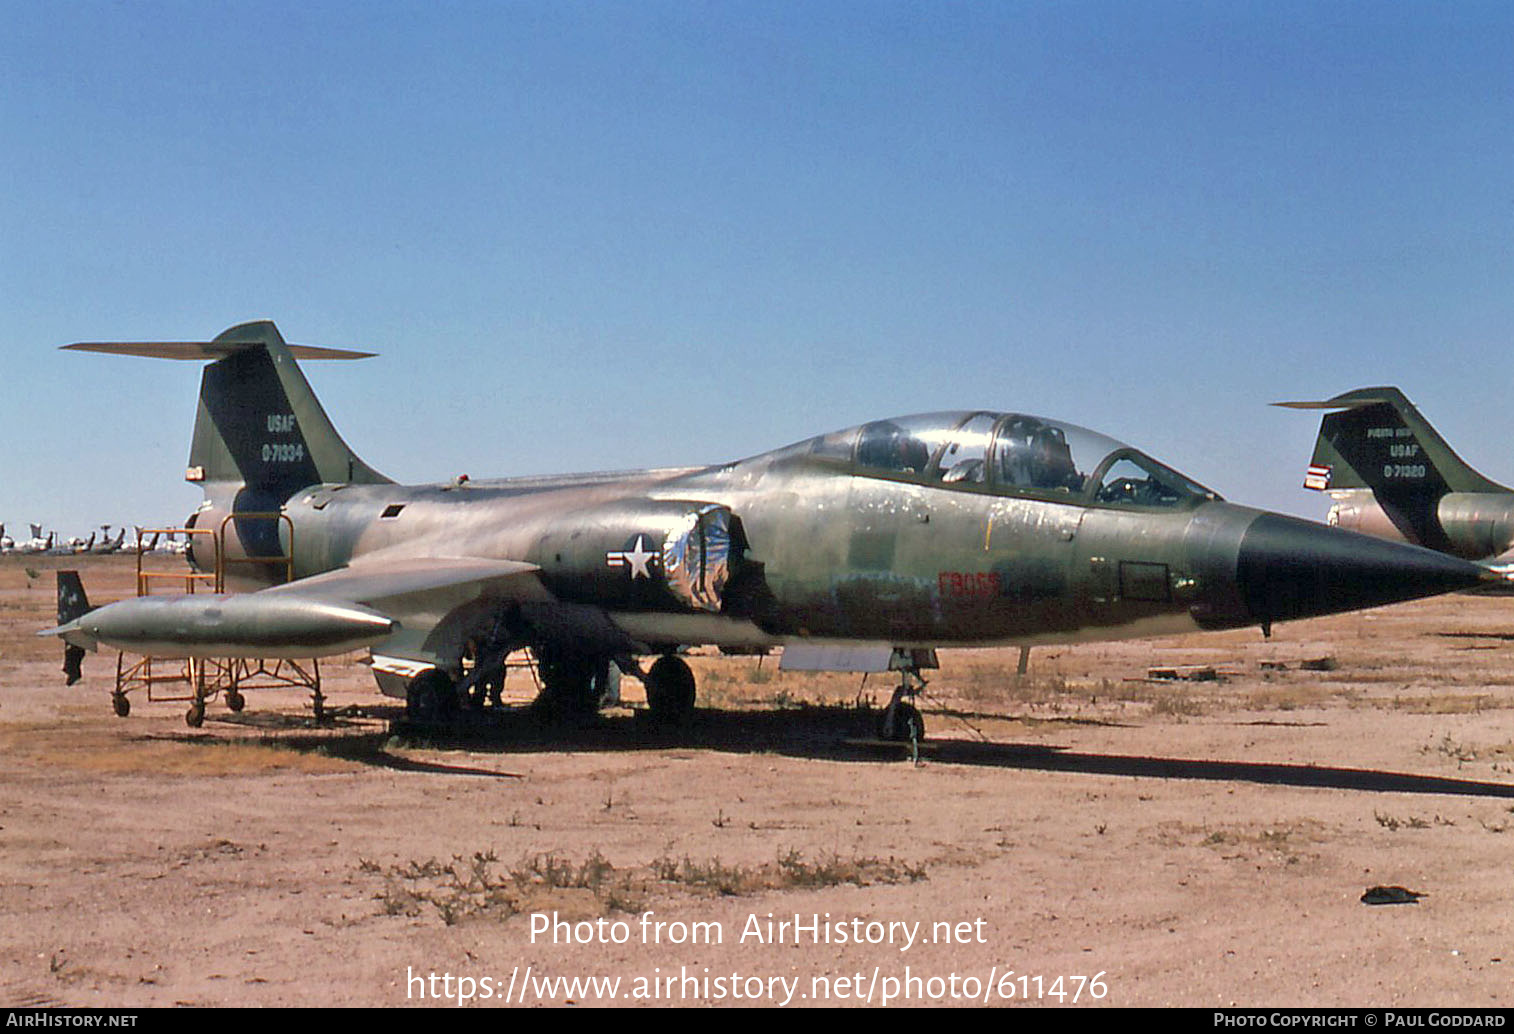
[1273,396,1394,411]
[62,341,376,361]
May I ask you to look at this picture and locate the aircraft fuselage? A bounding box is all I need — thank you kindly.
[182,439,1479,695]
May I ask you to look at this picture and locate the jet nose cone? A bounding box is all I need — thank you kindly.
[1236,512,1487,625]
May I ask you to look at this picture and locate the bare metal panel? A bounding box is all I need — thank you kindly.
[662,504,731,613]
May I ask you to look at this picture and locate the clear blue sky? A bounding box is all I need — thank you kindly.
[3,1,1512,536]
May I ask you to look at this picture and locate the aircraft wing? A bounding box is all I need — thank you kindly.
[261,555,545,608]
[260,555,554,668]
[261,554,662,689]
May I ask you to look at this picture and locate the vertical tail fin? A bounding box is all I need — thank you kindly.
[65,321,392,564]
[1276,386,1510,550]
[64,320,391,493]
[1278,387,1506,493]
[187,321,390,491]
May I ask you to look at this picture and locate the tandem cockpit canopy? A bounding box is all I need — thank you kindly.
[788,411,1221,509]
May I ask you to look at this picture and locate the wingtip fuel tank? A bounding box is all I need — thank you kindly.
[43,594,396,659]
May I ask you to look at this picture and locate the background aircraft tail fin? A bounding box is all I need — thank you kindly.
[1276,386,1506,497]
[1275,386,1509,550]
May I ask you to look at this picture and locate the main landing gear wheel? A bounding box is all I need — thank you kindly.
[644,655,696,725]
[405,669,459,723]
[111,692,130,718]
[459,637,507,710]
[226,689,246,713]
[534,650,611,723]
[467,668,504,710]
[186,702,206,728]
[878,701,924,743]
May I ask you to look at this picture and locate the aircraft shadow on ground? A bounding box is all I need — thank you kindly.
[188,703,1514,799]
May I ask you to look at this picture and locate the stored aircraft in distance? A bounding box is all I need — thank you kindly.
[88,526,127,555]
[16,527,54,554]
[1279,387,1514,575]
[44,322,1490,734]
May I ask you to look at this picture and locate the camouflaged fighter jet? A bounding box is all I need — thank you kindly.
[1279,387,1514,579]
[45,322,1491,737]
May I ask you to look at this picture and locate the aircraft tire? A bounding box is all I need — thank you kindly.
[186,702,206,728]
[879,702,923,743]
[226,689,246,713]
[406,669,459,724]
[535,650,603,721]
[645,655,696,724]
[111,692,130,718]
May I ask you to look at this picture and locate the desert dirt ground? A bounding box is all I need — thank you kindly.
[1,554,1512,1009]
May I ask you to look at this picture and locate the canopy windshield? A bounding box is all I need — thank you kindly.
[792,411,1218,509]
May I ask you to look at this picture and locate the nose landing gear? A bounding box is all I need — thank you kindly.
[878,670,926,744]
[876,648,937,749]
